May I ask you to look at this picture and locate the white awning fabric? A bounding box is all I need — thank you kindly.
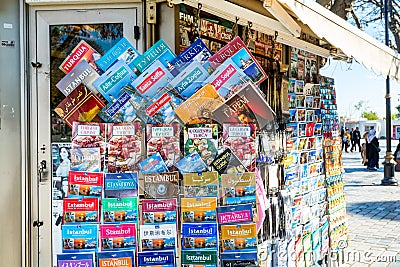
[278,0,400,81]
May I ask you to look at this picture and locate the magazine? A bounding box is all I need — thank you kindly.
[104,172,138,198]
[217,204,253,224]
[183,124,218,166]
[52,143,72,178]
[102,197,138,224]
[138,153,169,175]
[67,171,103,198]
[172,38,213,71]
[143,171,179,199]
[183,172,219,197]
[220,223,257,252]
[181,197,217,223]
[70,147,101,172]
[175,151,209,174]
[220,252,258,267]
[141,199,177,225]
[181,250,218,267]
[61,224,99,252]
[138,251,175,267]
[139,224,177,251]
[96,37,141,71]
[100,224,137,251]
[63,198,99,224]
[98,251,136,267]
[57,253,95,267]
[59,40,101,74]
[181,223,218,250]
[211,148,247,175]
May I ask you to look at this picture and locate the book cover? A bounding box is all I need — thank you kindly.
[145,89,184,124]
[139,224,177,251]
[102,197,138,224]
[212,83,275,130]
[57,253,95,267]
[56,60,101,97]
[174,83,224,124]
[141,199,177,224]
[61,224,99,252]
[181,197,217,223]
[146,123,181,169]
[132,39,178,76]
[98,251,136,267]
[208,36,267,85]
[211,148,247,175]
[183,124,218,166]
[169,61,210,99]
[217,204,253,224]
[96,37,141,72]
[181,250,218,267]
[59,40,101,74]
[138,153,169,175]
[55,85,106,128]
[181,223,218,250]
[100,224,137,251]
[93,60,137,103]
[104,172,138,198]
[138,251,175,267]
[220,252,258,267]
[223,123,257,171]
[205,58,250,99]
[143,171,179,199]
[175,151,209,174]
[63,198,99,224]
[101,90,145,123]
[183,172,219,197]
[67,171,103,198]
[52,143,72,178]
[172,38,213,71]
[220,224,257,252]
[107,122,143,172]
[70,147,101,172]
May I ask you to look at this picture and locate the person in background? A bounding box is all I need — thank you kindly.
[342,129,351,153]
[340,127,345,151]
[393,137,400,159]
[349,128,355,152]
[361,131,369,166]
[366,129,380,171]
[351,127,362,152]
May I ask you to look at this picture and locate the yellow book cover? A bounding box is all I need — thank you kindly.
[181,197,217,223]
[220,223,257,252]
[183,171,219,197]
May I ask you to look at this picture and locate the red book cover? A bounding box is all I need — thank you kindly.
[59,40,101,74]
[63,198,99,224]
[67,171,103,198]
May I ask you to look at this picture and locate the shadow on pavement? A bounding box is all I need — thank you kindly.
[346,200,400,220]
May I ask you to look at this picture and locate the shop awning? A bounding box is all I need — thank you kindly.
[277,0,400,81]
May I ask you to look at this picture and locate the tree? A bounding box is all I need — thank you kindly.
[362,110,380,120]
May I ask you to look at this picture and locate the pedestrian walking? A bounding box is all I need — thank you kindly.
[361,132,368,166]
[342,128,351,153]
[366,129,380,170]
[351,126,362,152]
[350,128,355,152]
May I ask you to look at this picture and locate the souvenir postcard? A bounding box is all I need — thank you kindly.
[55,85,105,128]
[220,224,257,252]
[298,123,306,137]
[98,251,136,267]
[306,110,314,122]
[138,153,169,175]
[143,171,179,199]
[145,90,184,124]
[183,172,219,197]
[61,224,98,253]
[104,172,138,198]
[181,197,217,223]
[315,149,323,163]
[174,83,224,124]
[100,224,137,251]
[313,97,321,109]
[59,40,101,74]
[67,171,103,198]
[208,36,267,85]
[308,150,317,164]
[183,124,218,166]
[297,109,305,122]
[300,152,308,164]
[96,37,141,72]
[181,223,218,250]
[314,123,322,135]
[101,90,144,123]
[205,58,249,99]
[169,61,210,99]
[93,60,137,103]
[314,110,322,123]
[146,123,181,169]
[181,250,218,267]
[140,224,177,251]
[131,61,175,100]
[70,147,101,172]
[56,60,101,97]
[175,151,209,174]
[296,95,305,108]
[289,110,297,123]
[141,199,177,224]
[220,252,258,267]
[172,38,213,71]
[211,148,247,175]
[57,253,95,267]
[132,39,179,76]
[213,82,275,130]
[102,197,138,224]
[222,123,257,171]
[52,143,72,178]
[288,93,297,109]
[217,204,253,224]
[305,96,313,109]
[286,123,298,139]
[138,251,175,267]
[107,122,143,172]
[289,78,296,93]
[295,80,304,94]
[63,198,99,224]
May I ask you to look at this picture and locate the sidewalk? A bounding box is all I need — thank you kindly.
[339,146,400,267]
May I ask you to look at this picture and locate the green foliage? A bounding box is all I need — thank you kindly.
[362,111,380,120]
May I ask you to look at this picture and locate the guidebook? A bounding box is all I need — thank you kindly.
[138,153,169,175]
[211,148,247,175]
[144,89,184,124]
[102,197,138,224]
[183,124,218,166]
[100,224,137,251]
[57,253,95,267]
[220,252,258,267]
[67,171,103,198]
[143,171,179,199]
[141,199,177,225]
[220,223,257,252]
[175,151,209,174]
[181,250,218,267]
[139,224,177,251]
[61,224,99,252]
[104,172,138,198]
[181,223,218,250]
[63,198,99,224]
[183,172,219,197]
[98,251,136,267]
[181,197,217,223]
[70,147,101,172]
[138,251,175,267]
[59,40,101,74]
[172,38,213,71]
[217,204,253,224]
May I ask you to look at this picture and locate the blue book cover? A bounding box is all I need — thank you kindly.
[97,251,136,267]
[93,60,137,102]
[96,37,141,71]
[169,61,210,99]
[56,253,95,267]
[70,147,101,173]
[138,152,169,174]
[132,39,179,76]
[175,151,209,174]
[61,224,98,253]
[104,172,139,198]
[138,251,175,267]
[220,252,258,267]
[144,89,184,124]
[181,223,218,250]
[99,90,143,123]
[172,38,213,72]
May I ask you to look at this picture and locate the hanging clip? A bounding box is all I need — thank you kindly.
[232,17,240,37]
[193,3,202,40]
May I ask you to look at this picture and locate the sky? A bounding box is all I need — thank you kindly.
[319,59,400,120]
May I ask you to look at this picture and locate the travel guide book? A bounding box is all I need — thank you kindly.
[93,60,137,103]
[54,84,105,128]
[181,250,218,267]
[57,253,95,267]
[96,37,141,72]
[208,36,267,85]
[67,171,103,198]
[70,147,101,172]
[144,89,184,124]
[220,223,257,252]
[217,204,253,224]
[104,172,138,198]
[211,148,247,175]
[107,122,143,172]
[100,224,137,251]
[141,199,177,225]
[175,151,209,174]
[59,40,101,74]
[138,251,175,267]
[143,171,179,199]
[183,172,219,197]
[63,198,99,224]
[220,252,258,267]
[172,38,213,72]
[181,223,218,250]
[138,153,169,175]
[181,197,217,223]
[61,224,99,253]
[139,224,177,251]
[183,124,218,166]
[98,251,136,267]
[222,123,257,171]
[102,197,138,224]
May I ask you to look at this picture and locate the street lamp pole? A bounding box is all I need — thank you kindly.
[382,0,397,185]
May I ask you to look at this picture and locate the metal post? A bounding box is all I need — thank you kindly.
[382,0,398,185]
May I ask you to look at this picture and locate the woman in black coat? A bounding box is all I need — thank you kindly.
[366,129,380,170]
